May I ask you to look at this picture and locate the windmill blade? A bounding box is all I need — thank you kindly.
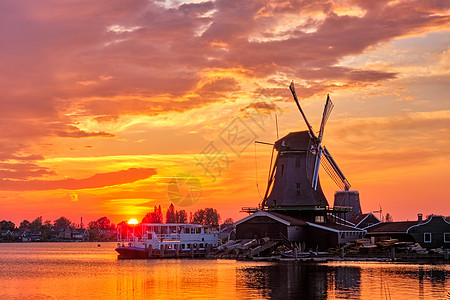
[289,81,318,143]
[321,146,351,191]
[318,94,334,142]
[311,147,323,190]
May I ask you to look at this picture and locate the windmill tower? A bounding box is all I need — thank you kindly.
[261,82,361,221]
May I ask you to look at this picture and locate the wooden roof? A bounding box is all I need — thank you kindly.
[366,221,419,234]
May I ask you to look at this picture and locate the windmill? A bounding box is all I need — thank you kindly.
[261,82,361,220]
[289,81,350,192]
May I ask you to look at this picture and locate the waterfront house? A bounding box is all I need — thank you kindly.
[406,215,450,249]
[366,214,450,249]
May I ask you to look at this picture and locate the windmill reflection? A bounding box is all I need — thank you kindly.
[238,263,361,299]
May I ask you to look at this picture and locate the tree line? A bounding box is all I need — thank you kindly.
[140,204,222,226]
[0,216,115,231]
[0,216,116,242]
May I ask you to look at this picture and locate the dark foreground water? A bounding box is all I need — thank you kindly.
[0,243,449,299]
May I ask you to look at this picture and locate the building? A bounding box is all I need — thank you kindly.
[348,213,381,230]
[236,210,365,251]
[236,88,365,251]
[366,214,450,249]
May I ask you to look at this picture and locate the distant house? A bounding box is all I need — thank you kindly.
[366,214,450,249]
[13,228,31,242]
[64,226,72,239]
[1,230,13,237]
[235,210,365,251]
[30,230,42,242]
[348,213,381,229]
[72,229,90,241]
[1,230,14,241]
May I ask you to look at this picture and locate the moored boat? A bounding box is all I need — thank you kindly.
[116,223,219,259]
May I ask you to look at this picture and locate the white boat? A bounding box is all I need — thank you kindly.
[116,223,219,259]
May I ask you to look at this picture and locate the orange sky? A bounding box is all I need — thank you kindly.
[0,0,449,226]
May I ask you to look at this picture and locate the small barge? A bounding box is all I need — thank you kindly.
[116,223,219,259]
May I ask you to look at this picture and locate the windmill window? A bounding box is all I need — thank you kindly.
[444,233,450,243]
[295,156,301,167]
[296,183,301,194]
[424,232,432,243]
[315,216,325,223]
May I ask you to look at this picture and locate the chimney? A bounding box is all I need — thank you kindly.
[418,213,423,224]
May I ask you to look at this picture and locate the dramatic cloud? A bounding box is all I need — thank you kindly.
[0,168,157,191]
[0,0,448,222]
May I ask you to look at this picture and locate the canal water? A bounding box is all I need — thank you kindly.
[0,242,449,299]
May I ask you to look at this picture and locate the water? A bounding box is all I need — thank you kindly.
[0,242,449,299]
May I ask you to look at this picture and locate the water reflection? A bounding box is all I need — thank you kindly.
[238,264,362,299]
[0,243,449,299]
[238,262,450,299]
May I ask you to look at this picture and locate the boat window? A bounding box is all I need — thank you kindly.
[213,228,217,233]
[147,233,152,239]
[196,228,201,234]
[424,232,432,243]
[200,243,204,248]
[191,228,195,234]
[161,227,167,235]
[169,226,176,233]
[184,228,190,234]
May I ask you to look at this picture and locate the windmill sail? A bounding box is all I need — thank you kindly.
[289,81,318,143]
[321,146,351,191]
[318,95,334,142]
